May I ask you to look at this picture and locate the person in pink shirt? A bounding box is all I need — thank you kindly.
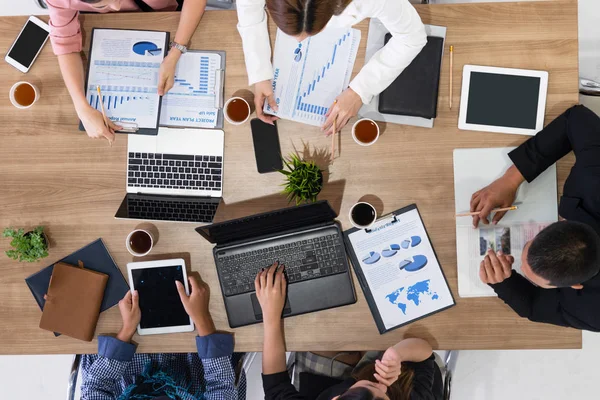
[47,0,207,143]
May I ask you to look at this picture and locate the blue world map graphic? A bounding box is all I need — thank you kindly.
[385,280,439,315]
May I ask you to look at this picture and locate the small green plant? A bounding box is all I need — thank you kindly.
[3,226,48,263]
[280,154,323,205]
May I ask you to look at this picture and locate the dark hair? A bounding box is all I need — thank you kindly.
[265,0,352,36]
[528,221,600,286]
[338,387,382,400]
[347,361,415,400]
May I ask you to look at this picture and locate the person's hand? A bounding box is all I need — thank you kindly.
[322,88,363,136]
[479,250,515,285]
[254,262,287,323]
[176,275,216,336]
[116,290,141,342]
[78,105,120,144]
[374,347,402,387]
[158,51,180,96]
[470,166,524,227]
[254,80,279,125]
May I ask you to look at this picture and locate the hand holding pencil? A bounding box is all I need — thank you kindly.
[468,170,522,227]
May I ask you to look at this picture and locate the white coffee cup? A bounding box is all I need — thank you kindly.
[351,118,380,146]
[9,81,39,109]
[224,96,251,125]
[126,229,154,257]
[349,202,378,229]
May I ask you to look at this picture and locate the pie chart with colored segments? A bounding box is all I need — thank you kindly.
[411,236,422,247]
[399,255,428,272]
[362,251,381,265]
[132,41,161,56]
[382,248,398,258]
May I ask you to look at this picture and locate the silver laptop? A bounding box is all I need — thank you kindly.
[115,127,224,223]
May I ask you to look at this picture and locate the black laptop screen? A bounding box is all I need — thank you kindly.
[196,200,337,245]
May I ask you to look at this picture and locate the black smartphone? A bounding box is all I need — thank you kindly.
[251,118,283,173]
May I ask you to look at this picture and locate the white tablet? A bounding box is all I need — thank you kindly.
[127,258,194,335]
[458,65,548,136]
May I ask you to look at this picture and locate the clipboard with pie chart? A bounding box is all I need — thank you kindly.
[343,203,456,334]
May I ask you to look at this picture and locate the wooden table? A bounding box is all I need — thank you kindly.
[0,0,581,354]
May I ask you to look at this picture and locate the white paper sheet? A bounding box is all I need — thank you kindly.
[265,27,361,126]
[86,29,167,129]
[453,148,559,297]
[159,52,222,128]
[347,208,455,331]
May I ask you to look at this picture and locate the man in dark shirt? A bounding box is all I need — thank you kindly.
[471,105,600,331]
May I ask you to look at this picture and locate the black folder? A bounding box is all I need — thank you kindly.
[378,35,444,119]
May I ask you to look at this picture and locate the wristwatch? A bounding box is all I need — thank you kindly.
[169,41,188,54]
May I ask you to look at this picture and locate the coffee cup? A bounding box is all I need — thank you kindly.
[349,202,378,229]
[352,118,380,146]
[9,81,39,109]
[224,96,251,125]
[126,229,154,257]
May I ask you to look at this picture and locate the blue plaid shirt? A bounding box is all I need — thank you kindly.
[80,333,244,400]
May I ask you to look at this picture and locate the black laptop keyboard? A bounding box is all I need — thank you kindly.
[126,196,218,223]
[217,233,347,297]
[127,153,223,191]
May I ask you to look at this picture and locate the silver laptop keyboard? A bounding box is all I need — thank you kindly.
[217,233,347,297]
[127,153,223,191]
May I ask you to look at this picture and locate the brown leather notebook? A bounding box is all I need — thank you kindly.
[39,262,108,341]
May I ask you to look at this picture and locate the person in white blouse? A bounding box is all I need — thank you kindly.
[236,0,427,135]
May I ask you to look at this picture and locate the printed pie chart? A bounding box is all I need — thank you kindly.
[132,41,160,56]
[390,244,401,251]
[411,236,422,247]
[362,251,381,265]
[401,240,410,249]
[382,248,398,258]
[399,255,428,272]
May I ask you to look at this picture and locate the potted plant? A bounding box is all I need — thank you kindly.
[280,154,324,205]
[3,226,49,263]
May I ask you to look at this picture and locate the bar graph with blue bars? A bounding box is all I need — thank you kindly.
[159,52,222,128]
[88,84,157,118]
[294,31,352,119]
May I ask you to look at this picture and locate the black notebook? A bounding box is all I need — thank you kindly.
[378,35,444,119]
[25,238,129,319]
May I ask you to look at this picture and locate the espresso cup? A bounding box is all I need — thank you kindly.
[349,202,378,229]
[9,81,39,109]
[224,96,251,125]
[351,118,380,146]
[126,229,154,257]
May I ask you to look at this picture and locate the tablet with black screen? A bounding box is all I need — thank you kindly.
[458,65,548,136]
[127,259,194,335]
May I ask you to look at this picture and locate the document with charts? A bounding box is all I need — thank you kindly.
[84,29,169,134]
[344,205,455,333]
[159,51,224,129]
[265,27,361,126]
[453,148,558,297]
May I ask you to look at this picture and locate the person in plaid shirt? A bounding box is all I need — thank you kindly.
[80,274,245,400]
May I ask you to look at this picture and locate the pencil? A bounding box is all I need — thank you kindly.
[331,100,337,163]
[449,45,454,110]
[456,206,518,217]
[96,85,112,146]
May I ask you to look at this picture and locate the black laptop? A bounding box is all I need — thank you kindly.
[196,201,357,328]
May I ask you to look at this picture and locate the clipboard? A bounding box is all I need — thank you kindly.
[79,28,170,136]
[343,204,456,334]
[159,50,226,129]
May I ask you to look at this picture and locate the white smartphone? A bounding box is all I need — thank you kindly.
[5,16,50,73]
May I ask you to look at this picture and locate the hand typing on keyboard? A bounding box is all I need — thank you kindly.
[254,262,287,324]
